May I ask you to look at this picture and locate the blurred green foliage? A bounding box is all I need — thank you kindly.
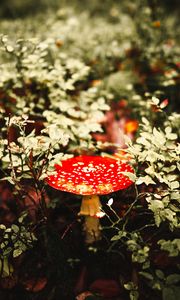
[0,0,179,18]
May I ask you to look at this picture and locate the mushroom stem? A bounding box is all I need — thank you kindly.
[79,195,102,244]
[83,215,101,244]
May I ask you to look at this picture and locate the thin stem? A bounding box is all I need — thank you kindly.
[61,220,76,240]
[7,116,17,183]
[134,223,156,233]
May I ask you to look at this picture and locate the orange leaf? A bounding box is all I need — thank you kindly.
[124,120,139,133]
[23,277,47,292]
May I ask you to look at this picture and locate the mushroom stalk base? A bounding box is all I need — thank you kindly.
[83,215,101,244]
[79,195,102,244]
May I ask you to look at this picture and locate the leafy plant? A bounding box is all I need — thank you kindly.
[106,104,179,299]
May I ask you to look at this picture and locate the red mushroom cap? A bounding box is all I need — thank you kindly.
[47,155,134,195]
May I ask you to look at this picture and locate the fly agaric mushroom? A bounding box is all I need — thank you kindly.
[47,155,134,243]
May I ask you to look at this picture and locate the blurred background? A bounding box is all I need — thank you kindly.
[0,0,180,19]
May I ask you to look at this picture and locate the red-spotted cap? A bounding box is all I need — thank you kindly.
[47,155,134,195]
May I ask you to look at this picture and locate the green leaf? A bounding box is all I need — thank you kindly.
[170,181,179,190]
[130,290,139,300]
[166,274,180,285]
[136,176,156,185]
[3,247,12,256]
[166,133,177,140]
[13,248,23,258]
[124,281,137,291]
[156,269,165,280]
[18,212,28,223]
[139,271,153,281]
[153,282,162,290]
[0,224,6,230]
[121,171,136,182]
[171,192,180,200]
[11,224,19,233]
[162,287,176,300]
[0,258,13,277]
[173,287,180,298]
[111,235,121,241]
[151,97,160,105]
